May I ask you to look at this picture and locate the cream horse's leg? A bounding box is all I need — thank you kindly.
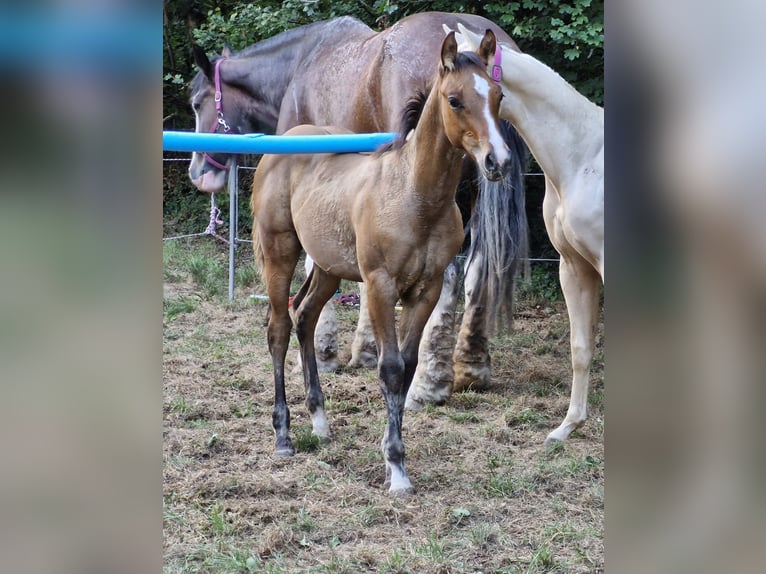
[545,255,601,443]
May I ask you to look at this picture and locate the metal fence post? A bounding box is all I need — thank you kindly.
[228,159,238,301]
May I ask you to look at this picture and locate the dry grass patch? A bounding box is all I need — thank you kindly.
[164,242,603,573]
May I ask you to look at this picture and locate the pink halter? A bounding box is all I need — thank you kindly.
[203,58,232,171]
[491,44,502,85]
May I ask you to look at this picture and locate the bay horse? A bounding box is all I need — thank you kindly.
[452,24,604,443]
[251,31,509,495]
[188,12,529,407]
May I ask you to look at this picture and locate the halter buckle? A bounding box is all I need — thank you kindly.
[217,112,231,133]
[491,64,502,85]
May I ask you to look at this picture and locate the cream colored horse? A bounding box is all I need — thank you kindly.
[451,24,604,444]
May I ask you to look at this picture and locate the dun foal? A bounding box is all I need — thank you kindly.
[252,31,510,495]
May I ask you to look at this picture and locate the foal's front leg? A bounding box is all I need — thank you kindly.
[369,270,444,496]
[364,270,414,496]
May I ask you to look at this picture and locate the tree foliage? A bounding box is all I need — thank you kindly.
[163,0,603,130]
[484,0,603,104]
[162,1,603,254]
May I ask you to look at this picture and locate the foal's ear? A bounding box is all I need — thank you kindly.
[222,44,233,58]
[478,29,497,67]
[192,45,213,80]
[441,31,458,72]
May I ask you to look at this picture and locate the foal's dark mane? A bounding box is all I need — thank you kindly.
[373,50,488,155]
[374,91,427,155]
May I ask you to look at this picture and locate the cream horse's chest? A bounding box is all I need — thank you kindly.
[543,171,604,279]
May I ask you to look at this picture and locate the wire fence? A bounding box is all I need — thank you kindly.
[163,157,560,299]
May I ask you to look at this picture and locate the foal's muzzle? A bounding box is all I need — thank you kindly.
[483,150,511,181]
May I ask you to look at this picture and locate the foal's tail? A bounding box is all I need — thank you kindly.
[467,119,529,333]
[251,190,266,279]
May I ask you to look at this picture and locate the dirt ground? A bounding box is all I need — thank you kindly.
[163,270,604,573]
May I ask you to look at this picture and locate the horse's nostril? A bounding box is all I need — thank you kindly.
[485,153,498,172]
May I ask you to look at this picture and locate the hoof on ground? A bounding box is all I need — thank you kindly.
[348,352,377,369]
[274,445,295,457]
[313,433,332,444]
[451,376,491,394]
[405,394,447,411]
[543,435,563,446]
[404,397,423,411]
[316,360,339,373]
[389,486,415,498]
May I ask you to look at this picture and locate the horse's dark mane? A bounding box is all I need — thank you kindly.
[190,17,371,97]
[373,51,487,155]
[238,17,368,58]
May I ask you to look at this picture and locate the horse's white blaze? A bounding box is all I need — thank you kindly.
[473,73,510,165]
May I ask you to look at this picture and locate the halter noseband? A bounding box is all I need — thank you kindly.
[491,44,502,85]
[203,57,233,171]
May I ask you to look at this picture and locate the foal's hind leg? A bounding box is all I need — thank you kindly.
[545,256,601,444]
[293,256,339,373]
[292,266,341,441]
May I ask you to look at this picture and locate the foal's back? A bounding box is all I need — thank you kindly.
[252,124,392,282]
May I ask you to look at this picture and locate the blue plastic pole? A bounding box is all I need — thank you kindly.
[162,131,397,154]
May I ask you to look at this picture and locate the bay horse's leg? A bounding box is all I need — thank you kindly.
[260,232,301,456]
[545,256,601,443]
[405,262,460,409]
[292,266,341,440]
[294,256,339,373]
[348,282,378,368]
[453,252,492,392]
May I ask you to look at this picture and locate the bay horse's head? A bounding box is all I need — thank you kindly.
[188,45,243,193]
[438,30,511,181]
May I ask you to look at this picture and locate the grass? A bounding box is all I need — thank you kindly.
[163,241,604,574]
[164,296,199,320]
[293,425,322,453]
[505,407,549,429]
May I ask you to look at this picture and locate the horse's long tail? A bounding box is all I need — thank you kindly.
[466,119,529,333]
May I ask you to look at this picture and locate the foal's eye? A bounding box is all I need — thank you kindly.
[448,96,463,110]
[193,102,201,112]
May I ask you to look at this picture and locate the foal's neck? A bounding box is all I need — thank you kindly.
[406,88,465,204]
[499,47,603,190]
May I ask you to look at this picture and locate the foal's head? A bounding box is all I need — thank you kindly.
[438,30,511,181]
